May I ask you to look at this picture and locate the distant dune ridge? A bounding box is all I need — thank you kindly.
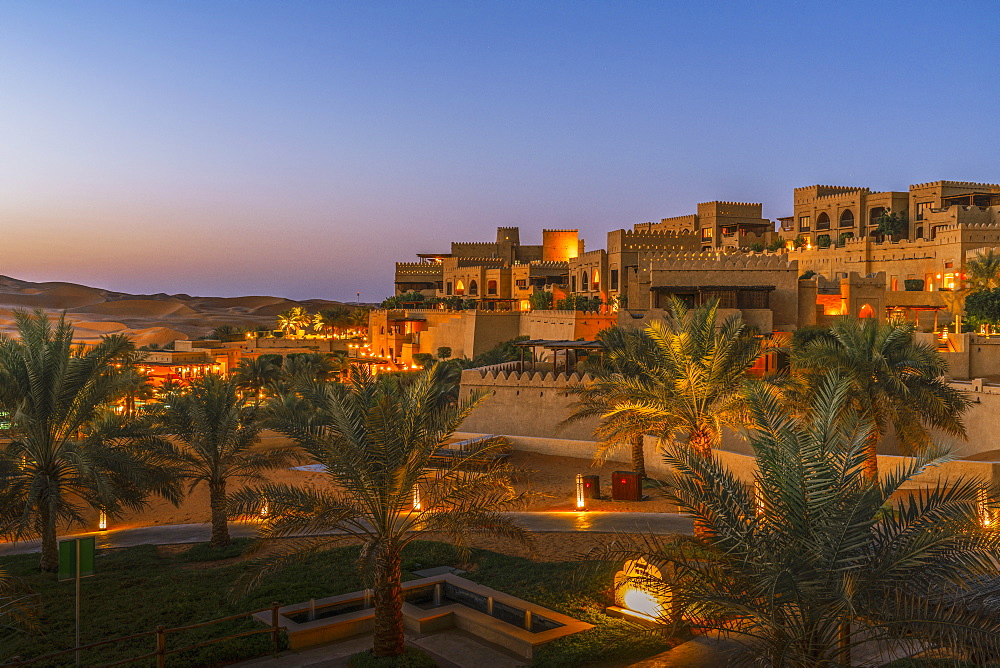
[0,275,359,345]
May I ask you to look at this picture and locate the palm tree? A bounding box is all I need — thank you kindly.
[233,357,281,398]
[348,307,371,333]
[313,307,351,336]
[604,374,1000,666]
[568,299,771,476]
[0,310,180,572]
[276,307,311,336]
[157,374,300,548]
[966,248,1000,291]
[565,326,662,477]
[279,352,335,387]
[793,316,970,480]
[209,324,245,342]
[230,366,529,658]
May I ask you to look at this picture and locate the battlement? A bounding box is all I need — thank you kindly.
[643,251,797,272]
[461,363,594,387]
[911,180,1000,190]
[528,260,570,268]
[542,228,580,233]
[624,227,698,237]
[452,242,497,249]
[703,200,761,207]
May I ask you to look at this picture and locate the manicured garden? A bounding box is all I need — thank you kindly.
[0,539,673,667]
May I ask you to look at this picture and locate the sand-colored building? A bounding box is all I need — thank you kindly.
[394,227,584,300]
[635,201,776,251]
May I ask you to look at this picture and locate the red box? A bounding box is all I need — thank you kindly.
[611,471,642,501]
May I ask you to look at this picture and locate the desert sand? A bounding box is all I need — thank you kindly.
[0,275,359,345]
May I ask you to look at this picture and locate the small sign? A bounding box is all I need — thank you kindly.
[58,536,96,581]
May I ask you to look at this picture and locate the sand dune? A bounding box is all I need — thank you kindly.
[0,274,364,346]
[76,299,198,318]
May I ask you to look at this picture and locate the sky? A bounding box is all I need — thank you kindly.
[2,1,999,301]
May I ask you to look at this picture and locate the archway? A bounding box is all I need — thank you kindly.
[455,280,465,295]
[581,271,589,291]
[840,209,855,228]
[869,207,886,225]
[593,269,600,290]
[816,212,831,230]
[469,280,478,296]
[487,279,498,295]
[859,303,875,319]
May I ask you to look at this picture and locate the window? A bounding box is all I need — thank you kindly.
[571,276,576,292]
[581,271,589,291]
[891,276,898,291]
[487,280,498,295]
[816,212,831,230]
[799,215,811,231]
[610,269,619,290]
[701,228,714,241]
[455,280,465,295]
[737,290,769,309]
[916,202,933,221]
[515,279,527,288]
[469,280,478,296]
[446,281,453,295]
[915,226,924,239]
[592,269,600,290]
[839,209,854,228]
[869,207,886,225]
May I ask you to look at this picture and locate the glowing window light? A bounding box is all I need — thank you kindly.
[98,511,107,531]
[412,486,422,511]
[979,487,994,529]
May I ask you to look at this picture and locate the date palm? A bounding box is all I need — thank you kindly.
[348,307,371,332]
[604,374,1000,666]
[233,356,281,398]
[156,374,300,548]
[0,310,180,572]
[793,316,970,480]
[966,248,1000,291]
[276,307,310,336]
[0,566,38,633]
[569,299,771,476]
[312,307,351,336]
[230,366,529,658]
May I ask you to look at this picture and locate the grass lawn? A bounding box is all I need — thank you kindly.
[0,539,674,667]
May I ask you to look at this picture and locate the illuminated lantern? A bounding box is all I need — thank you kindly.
[979,487,995,529]
[611,558,669,622]
[98,511,107,531]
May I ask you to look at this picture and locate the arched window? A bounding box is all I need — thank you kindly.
[571,276,576,292]
[469,280,478,296]
[593,269,600,290]
[487,280,498,295]
[859,303,875,319]
[816,212,831,230]
[839,209,855,228]
[455,280,465,295]
[581,271,589,291]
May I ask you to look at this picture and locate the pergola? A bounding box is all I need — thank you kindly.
[649,284,775,309]
[513,339,605,374]
[887,304,947,330]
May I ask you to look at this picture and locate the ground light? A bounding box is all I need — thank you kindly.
[413,486,422,511]
[606,558,669,625]
[98,511,107,531]
[575,473,586,510]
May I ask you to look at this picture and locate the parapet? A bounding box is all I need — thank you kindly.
[643,251,798,272]
[911,180,1000,190]
[461,364,594,387]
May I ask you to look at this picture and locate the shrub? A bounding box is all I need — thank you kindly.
[749,242,765,252]
[904,279,925,291]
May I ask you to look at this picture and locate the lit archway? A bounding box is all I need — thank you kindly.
[487,279,498,295]
[593,269,600,290]
[859,303,875,319]
[455,280,465,295]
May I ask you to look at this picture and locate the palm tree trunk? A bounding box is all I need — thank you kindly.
[372,548,405,657]
[689,429,713,459]
[631,434,646,478]
[39,503,58,573]
[862,432,879,482]
[209,480,230,548]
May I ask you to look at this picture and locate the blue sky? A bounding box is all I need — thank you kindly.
[1,1,998,300]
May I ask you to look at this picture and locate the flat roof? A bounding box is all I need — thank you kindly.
[513,339,604,350]
[650,285,776,292]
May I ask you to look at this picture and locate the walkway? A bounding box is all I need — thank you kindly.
[0,512,693,556]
